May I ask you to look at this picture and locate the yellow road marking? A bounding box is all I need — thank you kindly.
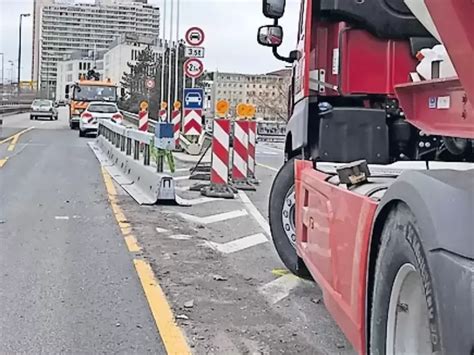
[272,268,290,277]
[134,259,191,355]
[0,158,8,168]
[100,167,190,353]
[1,127,35,152]
[101,167,141,253]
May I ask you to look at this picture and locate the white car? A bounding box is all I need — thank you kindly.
[30,99,58,121]
[185,93,202,107]
[79,102,123,137]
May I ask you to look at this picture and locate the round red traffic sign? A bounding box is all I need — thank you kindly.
[145,78,155,89]
[184,58,204,79]
[185,27,205,46]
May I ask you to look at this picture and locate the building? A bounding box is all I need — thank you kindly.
[204,69,291,121]
[32,0,160,98]
[55,34,165,100]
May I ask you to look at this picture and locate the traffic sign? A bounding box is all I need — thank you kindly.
[184,58,204,79]
[185,27,205,46]
[174,101,182,110]
[216,99,230,117]
[184,88,204,110]
[236,103,248,119]
[185,46,205,58]
[246,104,256,119]
[145,78,155,89]
[139,100,149,112]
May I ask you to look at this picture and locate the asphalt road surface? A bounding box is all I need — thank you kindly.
[0,109,352,354]
[0,109,165,353]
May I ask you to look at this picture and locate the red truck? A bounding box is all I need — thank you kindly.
[258,1,473,354]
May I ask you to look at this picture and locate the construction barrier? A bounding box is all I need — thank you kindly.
[159,109,167,122]
[247,120,259,184]
[171,109,181,150]
[232,120,256,190]
[183,109,202,136]
[90,120,177,205]
[138,110,148,132]
[201,119,235,199]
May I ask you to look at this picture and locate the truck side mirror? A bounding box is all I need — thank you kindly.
[120,87,125,98]
[262,0,286,19]
[257,25,283,47]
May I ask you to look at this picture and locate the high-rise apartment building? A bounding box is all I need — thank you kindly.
[32,0,160,97]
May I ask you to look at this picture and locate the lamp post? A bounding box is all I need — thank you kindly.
[0,53,4,94]
[17,13,31,95]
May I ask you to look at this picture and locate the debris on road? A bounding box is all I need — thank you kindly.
[213,274,228,281]
[176,314,190,320]
[184,299,194,308]
[311,297,322,304]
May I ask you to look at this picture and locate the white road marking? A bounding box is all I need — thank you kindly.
[165,168,190,173]
[257,163,279,172]
[156,227,170,233]
[168,234,193,240]
[174,175,191,181]
[175,186,190,192]
[259,274,302,304]
[177,209,248,225]
[238,191,271,237]
[55,216,70,220]
[256,151,278,156]
[176,196,223,206]
[205,233,267,254]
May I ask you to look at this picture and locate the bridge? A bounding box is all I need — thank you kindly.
[0,108,351,353]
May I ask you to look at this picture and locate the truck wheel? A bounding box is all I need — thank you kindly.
[268,157,310,279]
[370,204,441,355]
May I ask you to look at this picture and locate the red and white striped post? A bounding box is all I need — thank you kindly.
[247,120,258,184]
[159,109,167,122]
[171,109,181,150]
[232,120,256,190]
[201,119,235,198]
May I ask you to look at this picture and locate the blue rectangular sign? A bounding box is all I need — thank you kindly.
[184,88,204,110]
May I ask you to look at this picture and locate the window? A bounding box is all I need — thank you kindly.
[87,63,91,70]
[66,74,73,82]
[67,63,73,71]
[79,62,82,70]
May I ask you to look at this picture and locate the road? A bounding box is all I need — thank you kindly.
[0,109,165,353]
[0,109,352,354]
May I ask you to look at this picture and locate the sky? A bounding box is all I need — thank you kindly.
[0,0,301,81]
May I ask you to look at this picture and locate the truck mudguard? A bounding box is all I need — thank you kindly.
[374,169,474,353]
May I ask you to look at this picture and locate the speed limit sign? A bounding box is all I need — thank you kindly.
[184,58,204,79]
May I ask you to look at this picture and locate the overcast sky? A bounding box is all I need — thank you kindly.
[0,0,300,81]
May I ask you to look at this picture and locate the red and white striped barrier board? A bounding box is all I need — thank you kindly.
[138,110,148,132]
[247,120,257,181]
[183,109,202,136]
[210,119,231,185]
[201,118,235,199]
[171,109,181,148]
[159,109,167,122]
[232,120,249,182]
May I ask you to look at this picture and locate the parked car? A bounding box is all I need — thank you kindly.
[30,99,58,121]
[79,101,123,137]
[55,99,68,107]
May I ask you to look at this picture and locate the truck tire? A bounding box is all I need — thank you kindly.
[370,203,441,355]
[268,157,311,279]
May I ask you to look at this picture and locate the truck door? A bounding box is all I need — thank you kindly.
[293,0,312,104]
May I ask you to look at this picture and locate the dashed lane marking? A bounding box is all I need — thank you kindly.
[101,168,191,354]
[55,216,70,220]
[156,227,170,233]
[168,234,193,240]
[134,259,192,355]
[205,233,267,254]
[238,191,271,237]
[177,209,248,225]
[174,175,191,181]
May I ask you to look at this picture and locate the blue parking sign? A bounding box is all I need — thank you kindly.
[184,88,204,110]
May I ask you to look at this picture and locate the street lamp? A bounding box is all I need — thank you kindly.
[17,13,31,95]
[0,53,4,94]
